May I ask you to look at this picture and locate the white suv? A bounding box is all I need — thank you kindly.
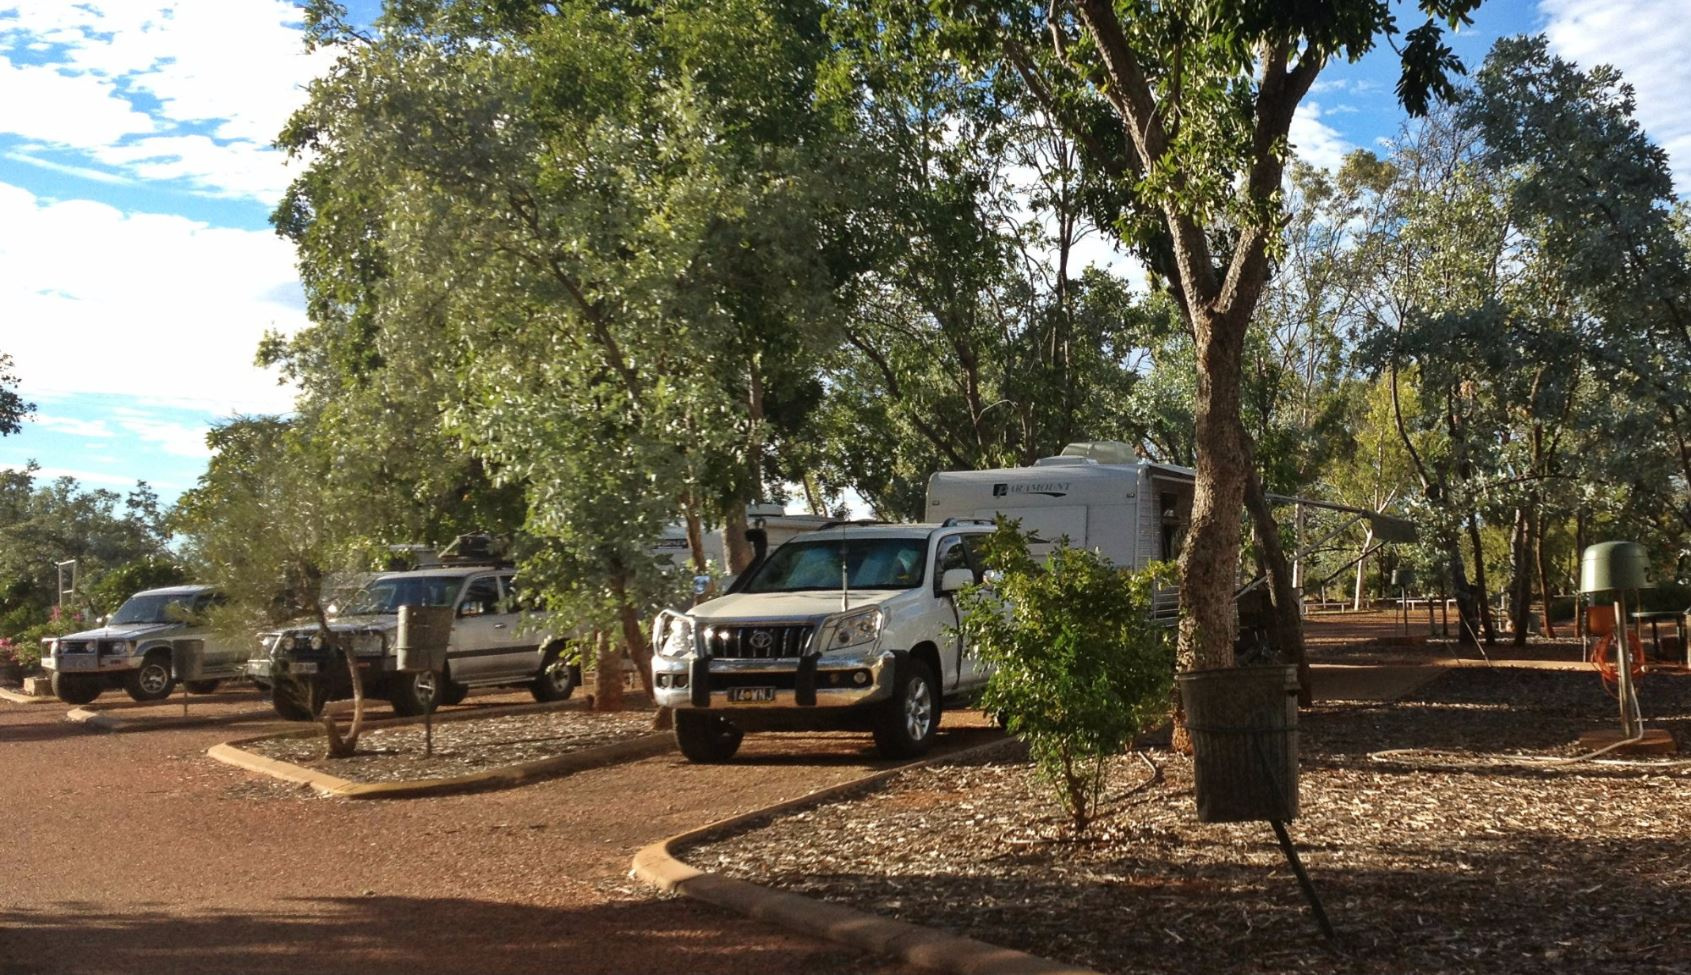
[651,522,992,761]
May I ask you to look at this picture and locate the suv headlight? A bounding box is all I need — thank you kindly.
[825,609,882,652]
[111,640,133,655]
[656,616,695,659]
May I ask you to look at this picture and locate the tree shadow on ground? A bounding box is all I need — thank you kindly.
[1305,668,1691,758]
[0,894,911,975]
[755,829,1691,975]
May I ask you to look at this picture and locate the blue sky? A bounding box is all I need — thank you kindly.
[1,1,1687,509]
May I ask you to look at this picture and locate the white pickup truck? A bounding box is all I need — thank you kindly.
[650,521,993,761]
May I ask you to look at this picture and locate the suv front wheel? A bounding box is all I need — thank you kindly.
[123,652,176,702]
[51,671,103,705]
[674,711,743,763]
[872,658,939,759]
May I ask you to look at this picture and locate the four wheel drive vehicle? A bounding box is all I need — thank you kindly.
[39,585,247,705]
[249,565,580,720]
[651,522,995,762]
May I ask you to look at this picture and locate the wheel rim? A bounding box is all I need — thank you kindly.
[544,660,571,693]
[415,671,438,705]
[139,662,170,695]
[903,676,933,741]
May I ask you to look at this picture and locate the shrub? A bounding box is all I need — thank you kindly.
[958,522,1175,834]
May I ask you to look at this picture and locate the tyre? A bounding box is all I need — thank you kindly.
[184,679,223,695]
[872,657,940,759]
[439,672,470,707]
[123,652,176,702]
[51,671,103,705]
[388,670,441,717]
[530,644,577,703]
[271,679,326,721]
[674,710,743,763]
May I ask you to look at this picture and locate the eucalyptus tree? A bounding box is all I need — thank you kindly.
[1463,36,1691,561]
[278,0,858,679]
[885,0,1485,672]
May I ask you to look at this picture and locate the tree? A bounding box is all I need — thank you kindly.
[0,467,172,639]
[279,0,858,690]
[0,352,30,436]
[173,418,378,757]
[918,0,1485,674]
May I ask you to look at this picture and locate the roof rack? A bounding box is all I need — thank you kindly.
[940,517,997,527]
[816,519,890,530]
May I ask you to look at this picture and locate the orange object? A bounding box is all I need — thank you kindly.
[1586,604,1617,637]
[1591,630,1645,689]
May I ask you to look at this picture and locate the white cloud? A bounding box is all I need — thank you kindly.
[0,180,303,414]
[29,415,115,438]
[0,0,332,202]
[1289,102,1354,172]
[1541,0,1691,195]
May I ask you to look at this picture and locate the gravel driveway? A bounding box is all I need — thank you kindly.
[0,687,996,974]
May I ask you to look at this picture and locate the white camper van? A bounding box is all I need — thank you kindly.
[650,504,838,574]
[925,440,1196,569]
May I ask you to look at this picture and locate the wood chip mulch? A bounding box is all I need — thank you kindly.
[243,709,657,783]
[683,667,1691,974]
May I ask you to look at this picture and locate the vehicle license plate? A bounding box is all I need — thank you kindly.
[727,686,775,703]
[288,661,319,675]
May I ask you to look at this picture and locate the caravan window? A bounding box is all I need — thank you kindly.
[742,537,927,592]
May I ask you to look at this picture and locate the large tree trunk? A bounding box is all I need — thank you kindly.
[723,504,753,574]
[591,630,624,711]
[1244,467,1310,706]
[1509,507,1532,647]
[1177,312,1250,675]
[1535,506,1558,638]
[1466,513,1498,644]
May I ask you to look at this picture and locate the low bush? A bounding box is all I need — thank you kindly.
[958,522,1175,834]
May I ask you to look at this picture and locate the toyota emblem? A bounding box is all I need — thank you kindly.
[748,629,774,650]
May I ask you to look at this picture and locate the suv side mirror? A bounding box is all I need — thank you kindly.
[939,568,974,593]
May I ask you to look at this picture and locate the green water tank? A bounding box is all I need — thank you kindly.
[1579,541,1651,594]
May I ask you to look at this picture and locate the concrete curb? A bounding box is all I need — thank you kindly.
[67,704,276,733]
[632,738,1099,975]
[0,686,48,705]
[208,707,674,799]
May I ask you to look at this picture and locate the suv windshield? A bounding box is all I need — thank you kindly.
[341,575,461,615]
[109,593,198,625]
[743,537,927,593]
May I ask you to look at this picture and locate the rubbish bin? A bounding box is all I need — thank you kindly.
[1178,664,1300,823]
[396,605,452,673]
[172,640,207,683]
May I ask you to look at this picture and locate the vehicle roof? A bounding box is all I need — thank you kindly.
[133,584,216,597]
[780,523,987,541]
[374,564,510,580]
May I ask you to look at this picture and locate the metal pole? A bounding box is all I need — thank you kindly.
[1614,597,1638,738]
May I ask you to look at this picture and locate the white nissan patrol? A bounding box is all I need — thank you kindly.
[650,521,992,761]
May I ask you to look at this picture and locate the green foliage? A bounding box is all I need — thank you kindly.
[85,557,188,614]
[958,522,1175,833]
[0,351,30,437]
[0,466,172,640]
